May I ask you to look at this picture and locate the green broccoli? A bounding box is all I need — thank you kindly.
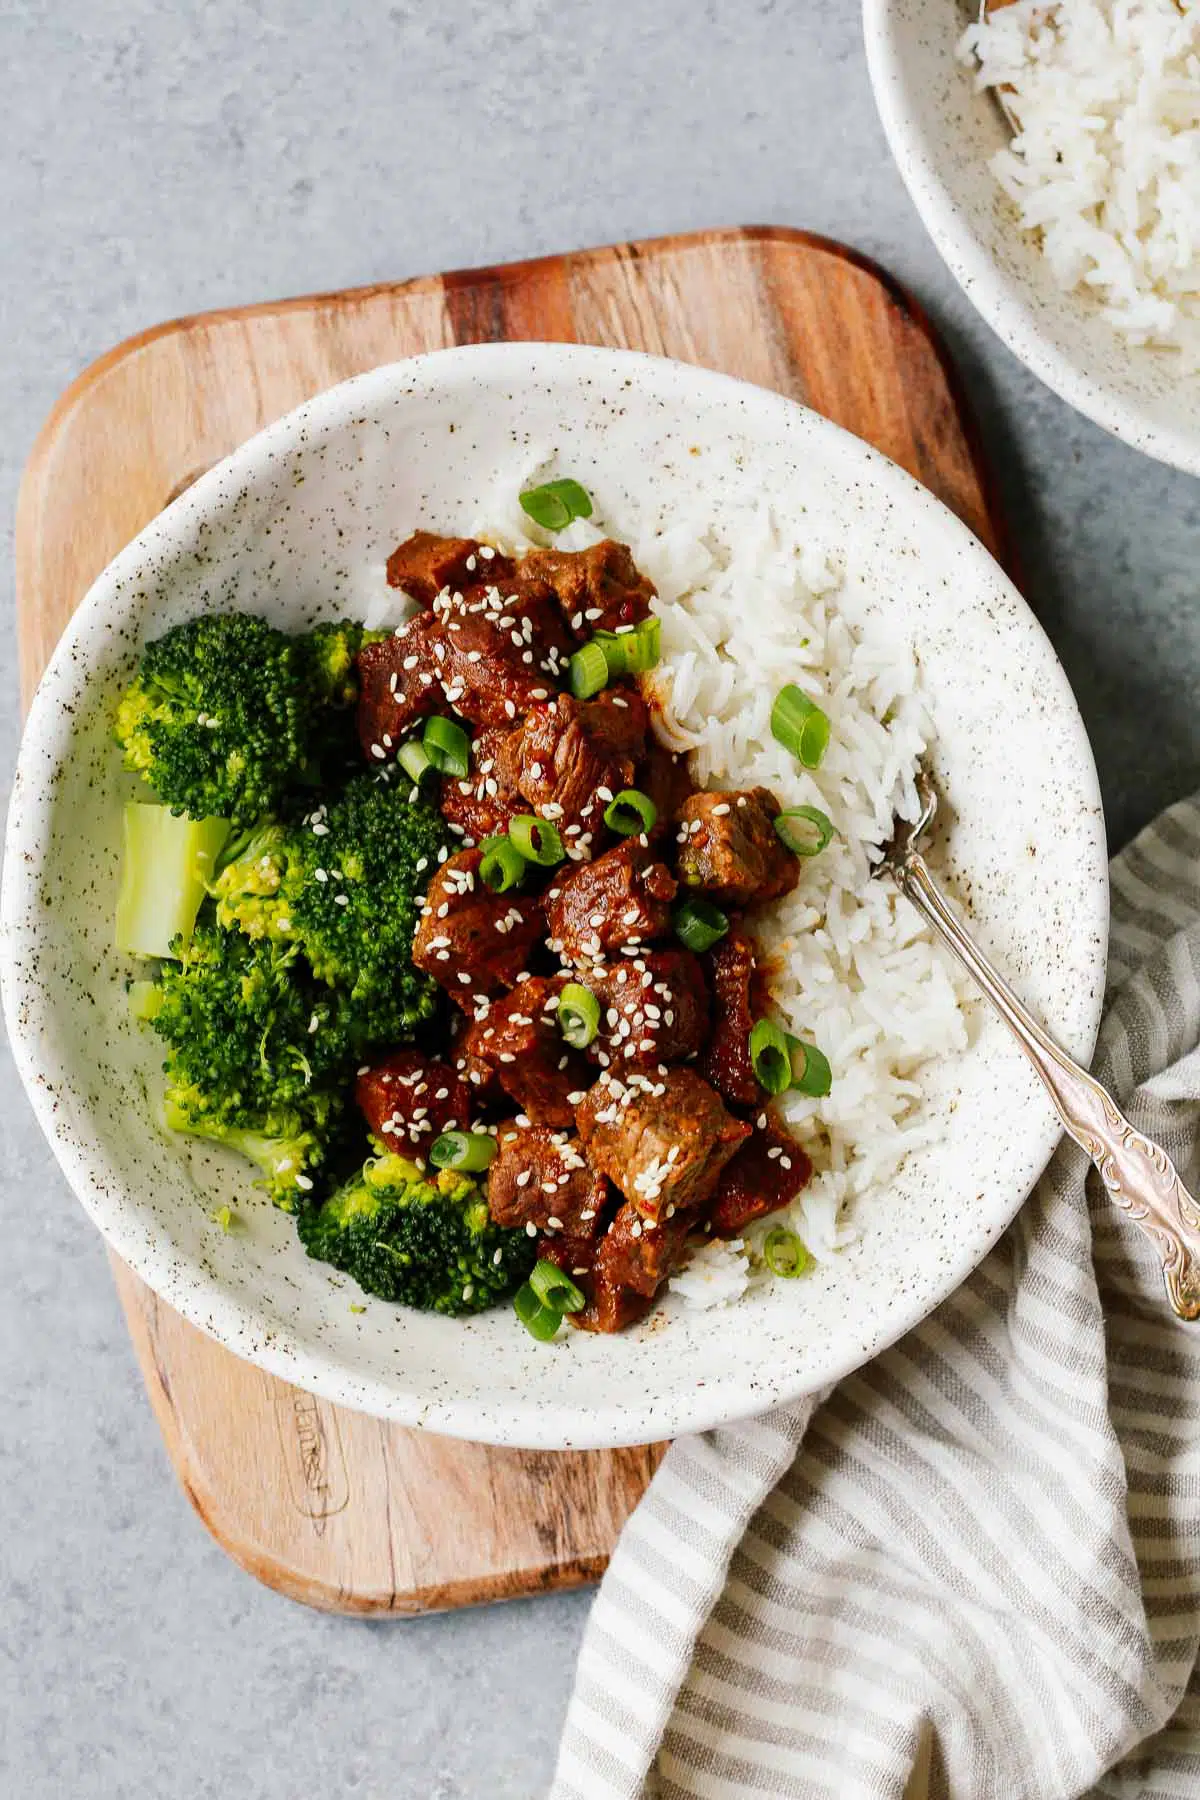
[115,802,230,959]
[139,922,356,1205]
[115,613,376,824]
[212,774,449,1046]
[297,1153,535,1314]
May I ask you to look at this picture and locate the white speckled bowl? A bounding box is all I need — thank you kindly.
[863,0,1200,476]
[0,343,1107,1449]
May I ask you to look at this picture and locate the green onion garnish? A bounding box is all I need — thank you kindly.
[595,617,661,677]
[509,814,565,866]
[398,738,433,784]
[603,788,657,837]
[673,898,730,953]
[763,1227,809,1279]
[529,1258,587,1314]
[478,836,526,893]
[770,685,831,769]
[513,1281,564,1340]
[774,805,835,857]
[750,1019,792,1095]
[429,1130,498,1173]
[518,478,594,533]
[558,982,600,1049]
[422,715,470,779]
[787,1037,833,1098]
[568,640,610,700]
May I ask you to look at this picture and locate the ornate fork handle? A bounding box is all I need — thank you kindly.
[898,852,1200,1322]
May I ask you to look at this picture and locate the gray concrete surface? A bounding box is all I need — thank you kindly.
[2,2,1198,1796]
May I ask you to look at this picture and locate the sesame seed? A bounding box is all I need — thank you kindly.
[334,894,349,907]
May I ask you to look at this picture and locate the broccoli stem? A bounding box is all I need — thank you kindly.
[115,802,230,959]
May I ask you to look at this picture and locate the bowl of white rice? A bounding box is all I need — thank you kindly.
[2,342,1107,1448]
[863,0,1200,475]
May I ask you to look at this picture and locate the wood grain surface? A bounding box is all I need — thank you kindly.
[14,225,1006,1615]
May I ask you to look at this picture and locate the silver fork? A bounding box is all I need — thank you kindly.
[878,769,1200,1321]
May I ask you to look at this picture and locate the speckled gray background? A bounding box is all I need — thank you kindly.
[2,3,1198,1796]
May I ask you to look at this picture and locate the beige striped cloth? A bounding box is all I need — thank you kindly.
[553,796,1200,1800]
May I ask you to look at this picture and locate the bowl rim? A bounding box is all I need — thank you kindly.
[0,339,1109,1447]
[861,0,1200,479]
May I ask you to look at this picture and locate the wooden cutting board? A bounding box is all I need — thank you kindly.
[14,226,1007,1614]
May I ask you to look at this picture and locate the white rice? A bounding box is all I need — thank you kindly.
[958,0,1200,363]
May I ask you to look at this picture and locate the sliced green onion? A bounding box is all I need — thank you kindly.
[479,835,526,893]
[774,805,835,857]
[787,1037,833,1098]
[429,1130,498,1173]
[530,1258,586,1314]
[770,684,831,770]
[673,898,730,953]
[594,616,662,679]
[509,814,565,866]
[513,1281,564,1340]
[558,982,600,1049]
[398,738,433,784]
[568,640,610,700]
[422,715,470,778]
[750,1018,792,1096]
[603,788,657,837]
[518,478,593,532]
[763,1226,809,1279]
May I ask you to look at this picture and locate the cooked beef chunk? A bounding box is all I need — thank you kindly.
[426,586,566,729]
[547,843,676,963]
[587,948,709,1069]
[537,1221,609,1283]
[412,848,544,1011]
[700,928,763,1109]
[593,1200,693,1297]
[355,1050,471,1157]
[569,1199,693,1333]
[519,540,655,639]
[638,739,693,843]
[709,1121,813,1236]
[439,724,524,842]
[575,1067,749,1221]
[455,975,590,1127]
[386,531,514,606]
[569,1278,654,1334]
[676,788,801,908]
[355,616,442,756]
[494,692,644,845]
[487,1121,609,1239]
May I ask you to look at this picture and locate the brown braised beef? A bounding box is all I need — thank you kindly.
[455,975,590,1128]
[709,1122,814,1237]
[547,842,676,962]
[586,948,710,1069]
[386,531,516,605]
[355,1050,471,1157]
[575,1067,750,1223]
[412,848,544,1010]
[700,928,764,1110]
[354,531,823,1331]
[676,788,801,909]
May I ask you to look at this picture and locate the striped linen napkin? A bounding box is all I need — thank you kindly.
[552,795,1200,1800]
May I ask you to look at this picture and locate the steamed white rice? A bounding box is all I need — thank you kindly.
[959,0,1200,363]
[370,490,971,1312]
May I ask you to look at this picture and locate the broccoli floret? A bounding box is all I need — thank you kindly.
[212,775,449,1046]
[115,802,230,958]
[297,1153,535,1314]
[164,1088,326,1209]
[141,922,356,1204]
[116,614,381,825]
